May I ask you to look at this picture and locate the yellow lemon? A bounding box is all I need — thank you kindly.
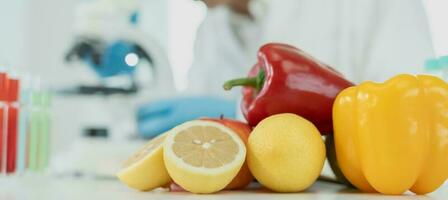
[247,113,326,192]
[163,120,246,194]
[117,133,171,191]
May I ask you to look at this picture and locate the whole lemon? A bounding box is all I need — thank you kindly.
[247,113,326,192]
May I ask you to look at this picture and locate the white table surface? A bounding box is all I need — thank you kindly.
[1,176,447,200]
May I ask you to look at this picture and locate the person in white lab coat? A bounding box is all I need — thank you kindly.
[188,0,435,96]
[138,0,435,137]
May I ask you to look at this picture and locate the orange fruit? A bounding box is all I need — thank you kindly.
[202,118,253,190]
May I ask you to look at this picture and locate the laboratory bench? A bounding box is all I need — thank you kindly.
[1,175,447,200]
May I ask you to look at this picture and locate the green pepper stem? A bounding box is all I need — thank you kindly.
[223,70,265,92]
[223,77,258,90]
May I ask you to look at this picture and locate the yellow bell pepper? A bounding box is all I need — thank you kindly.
[333,74,448,195]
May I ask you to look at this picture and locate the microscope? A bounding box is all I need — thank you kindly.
[62,0,175,139]
[53,0,175,177]
[54,0,236,177]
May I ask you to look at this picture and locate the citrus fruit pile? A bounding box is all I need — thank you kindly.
[117,114,326,194]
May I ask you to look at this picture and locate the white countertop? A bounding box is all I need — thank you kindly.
[1,176,447,200]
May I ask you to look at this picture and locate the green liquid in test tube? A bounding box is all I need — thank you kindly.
[37,91,50,170]
[28,89,51,172]
[28,91,41,171]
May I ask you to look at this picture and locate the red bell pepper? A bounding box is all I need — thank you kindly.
[223,43,354,134]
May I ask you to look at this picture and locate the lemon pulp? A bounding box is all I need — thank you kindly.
[117,133,171,191]
[172,126,239,168]
[123,134,166,168]
[164,120,246,194]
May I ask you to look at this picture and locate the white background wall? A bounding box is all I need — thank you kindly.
[424,0,448,57]
[0,0,28,69]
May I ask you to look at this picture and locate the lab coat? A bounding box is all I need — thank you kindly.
[188,0,434,97]
[188,5,260,97]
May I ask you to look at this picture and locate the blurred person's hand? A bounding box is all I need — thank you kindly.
[137,96,237,138]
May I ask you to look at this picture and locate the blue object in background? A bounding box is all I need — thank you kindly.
[129,10,139,25]
[425,55,448,80]
[439,55,448,68]
[137,96,237,138]
[425,55,448,71]
[425,58,441,71]
[85,41,137,78]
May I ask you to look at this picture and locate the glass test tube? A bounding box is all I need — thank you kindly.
[0,73,8,175]
[16,75,31,174]
[6,78,19,174]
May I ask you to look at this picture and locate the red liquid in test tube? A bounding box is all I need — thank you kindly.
[0,73,8,173]
[6,78,19,174]
[0,106,3,172]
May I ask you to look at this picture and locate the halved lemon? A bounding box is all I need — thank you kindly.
[163,120,246,194]
[117,133,171,191]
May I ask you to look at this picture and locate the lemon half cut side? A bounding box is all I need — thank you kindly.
[117,133,171,191]
[163,120,246,194]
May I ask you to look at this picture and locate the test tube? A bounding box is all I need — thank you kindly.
[28,78,41,171]
[6,77,20,174]
[27,77,52,172]
[16,74,31,174]
[37,90,51,171]
[0,72,8,175]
